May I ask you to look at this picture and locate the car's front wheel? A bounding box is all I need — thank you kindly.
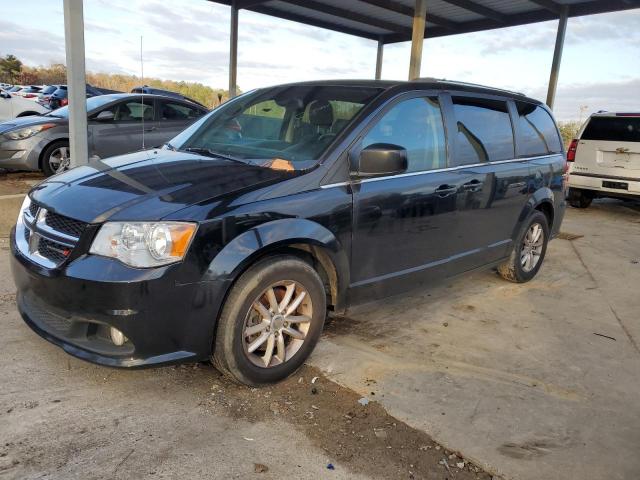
[41,140,70,177]
[212,255,327,386]
[498,210,550,283]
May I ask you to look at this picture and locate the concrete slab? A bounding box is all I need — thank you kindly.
[311,200,640,480]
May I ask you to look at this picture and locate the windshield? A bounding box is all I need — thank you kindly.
[170,85,383,169]
[45,95,122,119]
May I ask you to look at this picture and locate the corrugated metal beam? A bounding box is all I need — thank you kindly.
[250,4,381,39]
[63,0,88,168]
[280,0,412,36]
[440,0,506,23]
[235,0,271,8]
[528,0,561,15]
[357,0,458,30]
[408,0,427,80]
[546,5,568,109]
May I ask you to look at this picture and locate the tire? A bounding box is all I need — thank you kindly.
[212,255,327,386]
[568,188,593,209]
[498,211,550,283]
[17,111,39,117]
[40,140,70,177]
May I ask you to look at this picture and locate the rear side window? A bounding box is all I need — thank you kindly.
[582,116,640,142]
[362,96,447,173]
[452,97,513,165]
[515,102,562,156]
[160,101,204,121]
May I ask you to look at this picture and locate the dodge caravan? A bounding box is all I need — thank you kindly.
[11,80,566,385]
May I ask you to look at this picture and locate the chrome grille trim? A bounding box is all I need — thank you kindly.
[17,202,85,268]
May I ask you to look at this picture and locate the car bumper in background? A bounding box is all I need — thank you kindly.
[10,227,227,368]
[0,137,45,171]
[568,172,640,196]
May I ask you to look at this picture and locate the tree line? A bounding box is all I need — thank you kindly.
[0,54,232,108]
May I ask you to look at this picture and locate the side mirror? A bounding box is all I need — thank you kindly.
[94,110,115,121]
[353,143,408,177]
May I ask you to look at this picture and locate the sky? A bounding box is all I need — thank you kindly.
[1,0,639,121]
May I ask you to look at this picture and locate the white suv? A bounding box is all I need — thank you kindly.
[567,112,640,208]
[0,89,48,121]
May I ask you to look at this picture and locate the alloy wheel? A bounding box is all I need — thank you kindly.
[242,280,312,368]
[521,223,544,273]
[48,146,70,173]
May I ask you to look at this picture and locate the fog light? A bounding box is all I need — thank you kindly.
[11,150,26,159]
[109,327,128,346]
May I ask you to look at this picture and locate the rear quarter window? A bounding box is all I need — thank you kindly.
[515,102,562,156]
[451,97,514,165]
[581,117,640,142]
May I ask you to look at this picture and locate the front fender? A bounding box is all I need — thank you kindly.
[204,217,350,306]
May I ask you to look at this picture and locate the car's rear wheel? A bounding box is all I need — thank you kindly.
[41,140,70,177]
[568,188,593,208]
[212,255,327,386]
[498,211,549,283]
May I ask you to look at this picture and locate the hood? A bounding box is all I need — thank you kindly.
[30,149,297,223]
[0,115,63,134]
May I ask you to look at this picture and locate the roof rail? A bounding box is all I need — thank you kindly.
[411,77,526,97]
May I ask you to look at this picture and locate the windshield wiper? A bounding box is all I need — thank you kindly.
[181,147,248,164]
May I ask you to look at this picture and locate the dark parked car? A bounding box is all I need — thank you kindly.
[0,93,208,176]
[131,86,207,109]
[11,80,566,386]
[47,84,120,109]
[37,85,65,107]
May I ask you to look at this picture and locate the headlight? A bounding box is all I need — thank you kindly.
[89,222,197,268]
[3,123,56,141]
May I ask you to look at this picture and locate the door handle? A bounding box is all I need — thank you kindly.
[435,184,457,197]
[462,179,483,192]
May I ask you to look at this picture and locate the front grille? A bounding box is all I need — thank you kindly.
[28,201,38,217]
[45,211,86,239]
[37,237,71,264]
[21,293,74,336]
[20,202,87,268]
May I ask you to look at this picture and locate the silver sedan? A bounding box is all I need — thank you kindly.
[0,93,208,176]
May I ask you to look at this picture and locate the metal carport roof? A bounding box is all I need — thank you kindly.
[208,0,639,43]
[60,0,639,169]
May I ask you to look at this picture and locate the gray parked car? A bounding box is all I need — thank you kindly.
[0,93,208,176]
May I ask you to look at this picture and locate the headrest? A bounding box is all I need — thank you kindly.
[308,100,333,126]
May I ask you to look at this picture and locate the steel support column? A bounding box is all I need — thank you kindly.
[63,0,88,168]
[546,5,568,109]
[229,0,239,98]
[408,0,427,80]
[375,38,384,79]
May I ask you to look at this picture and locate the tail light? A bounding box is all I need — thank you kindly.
[60,98,69,107]
[567,139,578,162]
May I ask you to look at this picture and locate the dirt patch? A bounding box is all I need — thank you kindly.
[0,171,43,196]
[198,364,493,480]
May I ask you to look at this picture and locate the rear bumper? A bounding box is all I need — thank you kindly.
[568,172,640,196]
[10,227,229,368]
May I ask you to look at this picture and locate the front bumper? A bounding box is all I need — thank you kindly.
[0,137,45,171]
[10,227,228,368]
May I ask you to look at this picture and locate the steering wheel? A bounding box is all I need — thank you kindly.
[318,132,337,142]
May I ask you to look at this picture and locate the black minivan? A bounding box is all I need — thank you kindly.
[11,80,566,385]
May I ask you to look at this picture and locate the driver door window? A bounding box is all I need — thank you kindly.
[362,96,447,173]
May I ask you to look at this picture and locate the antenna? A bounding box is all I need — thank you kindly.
[140,35,145,150]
